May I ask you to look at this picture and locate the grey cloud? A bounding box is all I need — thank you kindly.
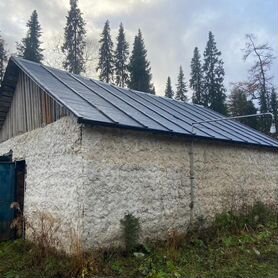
[0,0,276,96]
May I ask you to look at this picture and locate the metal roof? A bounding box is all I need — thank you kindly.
[1,56,278,149]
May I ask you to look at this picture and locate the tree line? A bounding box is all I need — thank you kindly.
[0,0,276,135]
[164,31,277,136]
[165,31,226,116]
[0,0,155,94]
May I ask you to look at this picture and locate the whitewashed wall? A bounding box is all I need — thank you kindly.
[81,125,278,247]
[0,116,85,246]
[0,116,277,249]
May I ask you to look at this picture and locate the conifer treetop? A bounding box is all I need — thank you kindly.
[0,33,8,83]
[202,31,226,114]
[61,0,86,74]
[190,47,203,104]
[164,76,174,99]
[114,22,129,87]
[128,29,154,94]
[97,20,114,83]
[17,10,43,63]
[175,66,188,102]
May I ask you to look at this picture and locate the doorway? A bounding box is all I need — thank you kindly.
[0,152,25,241]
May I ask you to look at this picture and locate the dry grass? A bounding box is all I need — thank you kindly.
[10,204,89,276]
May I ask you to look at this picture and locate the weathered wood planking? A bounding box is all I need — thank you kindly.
[0,71,71,142]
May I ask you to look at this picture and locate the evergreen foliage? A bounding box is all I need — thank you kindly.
[120,213,140,254]
[164,76,174,98]
[97,20,114,83]
[17,10,43,63]
[61,0,86,74]
[190,47,203,104]
[228,88,257,129]
[203,32,226,114]
[0,34,7,83]
[114,23,129,87]
[128,30,154,94]
[175,66,188,102]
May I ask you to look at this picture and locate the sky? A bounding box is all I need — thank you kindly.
[0,0,277,97]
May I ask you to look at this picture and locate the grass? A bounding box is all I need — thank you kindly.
[0,202,277,278]
[102,223,278,278]
[0,240,87,278]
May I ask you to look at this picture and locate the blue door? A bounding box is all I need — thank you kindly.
[0,162,16,240]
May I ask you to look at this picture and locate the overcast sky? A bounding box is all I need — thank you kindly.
[0,0,277,97]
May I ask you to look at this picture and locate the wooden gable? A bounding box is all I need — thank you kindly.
[0,71,71,142]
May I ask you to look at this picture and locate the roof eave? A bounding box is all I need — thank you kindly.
[78,118,278,151]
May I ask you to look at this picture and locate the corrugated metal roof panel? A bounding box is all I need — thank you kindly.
[1,56,277,149]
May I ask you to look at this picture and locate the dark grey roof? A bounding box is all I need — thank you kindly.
[1,56,278,149]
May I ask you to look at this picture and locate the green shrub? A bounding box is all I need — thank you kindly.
[120,213,140,254]
[213,201,277,234]
[247,201,277,227]
[214,211,241,233]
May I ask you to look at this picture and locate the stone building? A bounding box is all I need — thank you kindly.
[0,56,277,247]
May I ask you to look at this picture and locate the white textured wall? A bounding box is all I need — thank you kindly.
[1,117,277,249]
[193,142,278,221]
[0,116,85,245]
[81,126,278,247]
[81,126,191,247]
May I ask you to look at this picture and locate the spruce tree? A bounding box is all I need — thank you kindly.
[114,23,129,87]
[175,66,188,102]
[128,29,154,94]
[97,20,114,83]
[17,10,43,63]
[203,31,226,114]
[0,34,7,83]
[190,47,203,104]
[62,0,86,74]
[228,87,257,129]
[164,76,174,98]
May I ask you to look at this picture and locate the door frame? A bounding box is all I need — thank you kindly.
[0,151,26,241]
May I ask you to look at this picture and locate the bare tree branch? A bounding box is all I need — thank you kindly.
[43,34,98,78]
[236,33,275,112]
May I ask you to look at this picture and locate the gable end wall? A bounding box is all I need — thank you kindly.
[0,71,71,142]
[0,116,85,246]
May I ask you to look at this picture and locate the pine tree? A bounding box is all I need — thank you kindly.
[190,47,203,104]
[228,87,257,129]
[97,20,114,83]
[17,10,43,63]
[114,23,129,87]
[175,66,188,102]
[61,0,86,74]
[164,77,174,98]
[128,30,154,94]
[0,34,7,83]
[203,31,226,114]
